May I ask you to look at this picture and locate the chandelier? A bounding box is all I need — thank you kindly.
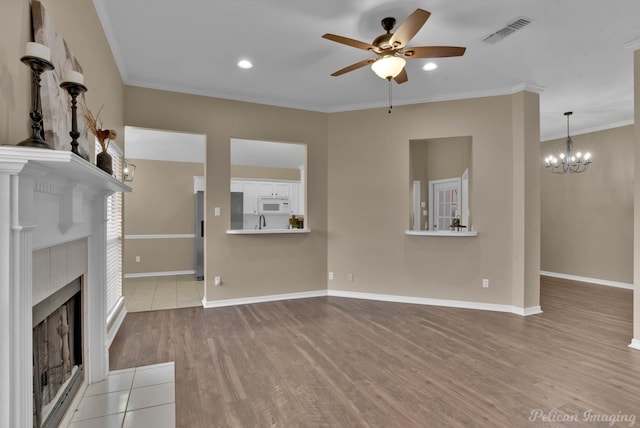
[544,111,592,174]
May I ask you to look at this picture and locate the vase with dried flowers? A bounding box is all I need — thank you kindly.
[82,103,116,175]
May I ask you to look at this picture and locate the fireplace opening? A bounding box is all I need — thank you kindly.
[32,277,83,428]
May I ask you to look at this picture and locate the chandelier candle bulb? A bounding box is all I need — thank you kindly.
[25,42,50,61]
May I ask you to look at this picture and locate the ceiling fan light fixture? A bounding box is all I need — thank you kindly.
[371,56,406,79]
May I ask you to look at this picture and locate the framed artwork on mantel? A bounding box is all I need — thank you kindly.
[31,0,89,158]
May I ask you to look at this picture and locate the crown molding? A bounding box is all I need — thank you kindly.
[327,82,545,113]
[624,37,640,50]
[540,118,634,142]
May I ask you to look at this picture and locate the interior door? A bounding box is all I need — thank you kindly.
[429,178,461,231]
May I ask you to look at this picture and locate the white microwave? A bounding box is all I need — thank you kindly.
[258,197,290,214]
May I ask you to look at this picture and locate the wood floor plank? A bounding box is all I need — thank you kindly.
[110,277,640,427]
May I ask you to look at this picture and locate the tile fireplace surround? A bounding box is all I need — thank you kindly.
[0,146,130,428]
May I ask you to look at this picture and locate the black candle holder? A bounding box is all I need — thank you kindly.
[18,56,54,149]
[60,81,87,155]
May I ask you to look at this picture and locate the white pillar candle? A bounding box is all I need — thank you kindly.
[25,42,50,62]
[63,70,84,85]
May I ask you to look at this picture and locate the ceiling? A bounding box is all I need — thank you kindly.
[94,0,640,141]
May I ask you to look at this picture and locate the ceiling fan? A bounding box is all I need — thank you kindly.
[322,8,466,84]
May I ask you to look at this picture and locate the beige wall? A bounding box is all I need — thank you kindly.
[512,91,541,309]
[231,165,300,181]
[409,140,429,230]
[327,93,540,309]
[124,86,328,301]
[124,238,196,275]
[0,0,124,151]
[541,125,633,284]
[123,159,204,274]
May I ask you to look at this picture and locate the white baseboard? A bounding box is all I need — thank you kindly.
[106,301,127,349]
[124,234,195,240]
[202,290,328,308]
[124,270,195,279]
[541,271,634,290]
[630,339,640,351]
[200,288,541,317]
[327,289,542,317]
[514,305,543,316]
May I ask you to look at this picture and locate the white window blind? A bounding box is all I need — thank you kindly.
[96,140,124,319]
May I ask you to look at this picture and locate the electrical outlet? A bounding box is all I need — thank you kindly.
[347,273,353,281]
[328,272,334,280]
[214,276,222,286]
[135,256,140,263]
[421,201,426,208]
[214,207,221,216]
[482,278,489,288]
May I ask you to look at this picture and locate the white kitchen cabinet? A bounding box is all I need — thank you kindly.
[274,182,290,198]
[242,181,258,214]
[289,183,300,215]
[257,181,290,198]
[257,182,274,197]
[230,180,243,192]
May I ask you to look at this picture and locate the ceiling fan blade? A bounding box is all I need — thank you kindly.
[322,33,378,52]
[330,58,376,77]
[402,46,466,59]
[389,9,431,49]
[394,67,408,84]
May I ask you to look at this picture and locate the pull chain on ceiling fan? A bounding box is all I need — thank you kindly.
[322,8,466,113]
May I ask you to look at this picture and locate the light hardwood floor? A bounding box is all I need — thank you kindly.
[110,277,640,427]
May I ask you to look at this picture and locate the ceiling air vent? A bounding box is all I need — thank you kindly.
[482,17,532,44]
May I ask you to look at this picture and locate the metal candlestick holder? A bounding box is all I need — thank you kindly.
[60,81,87,155]
[18,55,54,149]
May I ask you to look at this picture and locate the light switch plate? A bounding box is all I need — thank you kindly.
[214,207,221,216]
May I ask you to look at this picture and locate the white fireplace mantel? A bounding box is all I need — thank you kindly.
[0,146,130,428]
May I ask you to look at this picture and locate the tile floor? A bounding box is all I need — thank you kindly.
[67,362,176,428]
[123,275,203,312]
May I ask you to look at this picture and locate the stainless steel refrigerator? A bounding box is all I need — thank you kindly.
[230,192,243,230]
[194,190,204,280]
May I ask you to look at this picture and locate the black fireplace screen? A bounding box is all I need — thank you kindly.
[32,289,82,428]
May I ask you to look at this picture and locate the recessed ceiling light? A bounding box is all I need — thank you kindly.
[422,62,438,71]
[237,59,253,69]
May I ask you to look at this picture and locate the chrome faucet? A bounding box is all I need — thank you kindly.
[258,214,266,230]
